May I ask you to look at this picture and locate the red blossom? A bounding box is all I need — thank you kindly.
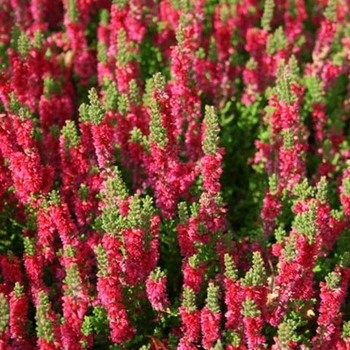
[183,260,205,294]
[146,274,169,312]
[201,306,221,349]
[179,306,201,344]
[243,314,266,349]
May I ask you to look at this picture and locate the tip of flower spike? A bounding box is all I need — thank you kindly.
[178,202,189,224]
[97,41,108,64]
[316,176,328,204]
[113,0,128,9]
[33,30,44,50]
[325,271,341,290]
[116,29,130,67]
[261,0,275,31]
[79,88,105,124]
[0,293,9,333]
[17,31,31,58]
[202,106,220,155]
[324,0,337,21]
[23,237,36,257]
[341,252,350,268]
[242,251,267,286]
[67,0,79,23]
[99,9,109,26]
[103,80,119,111]
[206,283,220,313]
[277,322,294,348]
[242,297,260,318]
[149,74,168,148]
[266,27,287,56]
[61,120,80,149]
[275,60,296,104]
[13,282,24,298]
[224,254,238,280]
[44,76,62,98]
[182,286,197,312]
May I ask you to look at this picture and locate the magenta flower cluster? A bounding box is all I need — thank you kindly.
[1,0,350,349]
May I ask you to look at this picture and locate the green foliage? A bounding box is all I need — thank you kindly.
[158,218,182,300]
[81,314,93,337]
[281,299,316,346]
[78,183,89,201]
[43,76,62,98]
[138,27,165,82]
[220,97,264,235]
[49,190,61,206]
[8,92,24,115]
[88,306,110,346]
[325,73,348,133]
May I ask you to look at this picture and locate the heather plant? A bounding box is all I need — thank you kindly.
[1,0,350,349]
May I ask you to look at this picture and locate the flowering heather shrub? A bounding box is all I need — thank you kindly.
[2,0,350,348]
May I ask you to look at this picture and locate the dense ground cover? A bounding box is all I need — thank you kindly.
[1,0,350,348]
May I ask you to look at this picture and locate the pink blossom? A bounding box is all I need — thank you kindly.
[201,306,221,349]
